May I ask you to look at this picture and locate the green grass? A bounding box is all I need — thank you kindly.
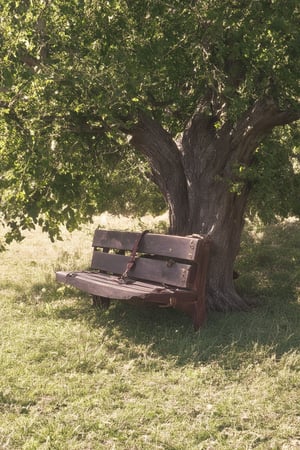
[0,216,299,449]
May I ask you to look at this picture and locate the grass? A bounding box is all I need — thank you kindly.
[0,215,299,449]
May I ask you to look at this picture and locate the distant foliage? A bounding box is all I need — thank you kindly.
[248,125,300,222]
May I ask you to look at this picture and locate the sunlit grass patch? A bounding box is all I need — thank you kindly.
[0,215,299,449]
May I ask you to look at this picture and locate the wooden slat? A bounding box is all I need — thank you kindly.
[79,272,166,293]
[92,230,202,261]
[91,251,194,288]
[56,271,197,302]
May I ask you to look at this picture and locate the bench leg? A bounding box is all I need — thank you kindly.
[171,297,206,331]
[193,298,207,331]
[92,295,111,310]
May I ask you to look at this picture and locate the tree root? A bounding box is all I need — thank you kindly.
[206,286,257,312]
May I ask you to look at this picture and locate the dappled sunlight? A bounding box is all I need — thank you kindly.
[1,215,299,449]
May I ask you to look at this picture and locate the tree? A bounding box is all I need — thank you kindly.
[0,0,299,310]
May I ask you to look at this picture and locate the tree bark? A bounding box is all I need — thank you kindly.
[130,112,190,234]
[130,99,300,311]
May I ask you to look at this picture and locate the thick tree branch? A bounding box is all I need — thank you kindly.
[210,96,300,173]
[130,112,190,233]
[231,97,300,152]
[181,106,228,185]
[130,112,183,184]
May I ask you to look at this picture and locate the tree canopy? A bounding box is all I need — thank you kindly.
[1,0,299,248]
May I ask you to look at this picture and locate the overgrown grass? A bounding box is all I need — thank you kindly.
[0,216,299,449]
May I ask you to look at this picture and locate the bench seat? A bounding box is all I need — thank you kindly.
[56,271,197,301]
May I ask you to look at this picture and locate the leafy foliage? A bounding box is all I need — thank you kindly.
[248,125,300,222]
[0,0,299,245]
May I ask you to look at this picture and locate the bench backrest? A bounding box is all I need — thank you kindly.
[91,230,210,290]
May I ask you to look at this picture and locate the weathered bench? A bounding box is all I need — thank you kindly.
[56,229,211,330]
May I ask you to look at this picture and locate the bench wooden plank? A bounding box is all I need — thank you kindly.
[57,271,169,293]
[56,271,197,302]
[92,230,201,261]
[91,251,194,288]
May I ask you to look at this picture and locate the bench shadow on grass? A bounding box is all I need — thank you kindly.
[35,220,300,368]
[91,220,299,367]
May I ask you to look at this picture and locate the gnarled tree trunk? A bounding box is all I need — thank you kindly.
[130,98,299,311]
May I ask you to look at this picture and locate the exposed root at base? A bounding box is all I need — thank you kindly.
[206,287,258,312]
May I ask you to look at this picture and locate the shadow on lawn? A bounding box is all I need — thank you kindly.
[88,219,300,367]
[30,220,300,368]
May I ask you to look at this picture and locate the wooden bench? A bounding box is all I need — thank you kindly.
[56,230,211,330]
